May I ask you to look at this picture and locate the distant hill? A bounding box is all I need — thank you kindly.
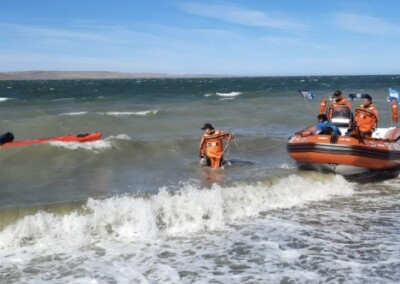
[0,71,221,80]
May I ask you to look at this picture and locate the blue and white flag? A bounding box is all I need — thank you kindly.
[298,90,315,100]
[349,93,369,100]
[387,88,399,103]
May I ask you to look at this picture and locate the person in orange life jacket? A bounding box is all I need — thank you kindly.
[199,123,233,168]
[326,90,352,120]
[350,94,379,138]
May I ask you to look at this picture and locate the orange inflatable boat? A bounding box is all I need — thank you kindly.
[288,93,400,180]
[287,125,400,177]
[1,132,102,147]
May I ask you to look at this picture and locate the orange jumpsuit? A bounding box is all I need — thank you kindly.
[324,95,352,120]
[199,130,232,168]
[354,103,379,136]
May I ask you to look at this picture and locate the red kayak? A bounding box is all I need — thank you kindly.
[1,132,102,147]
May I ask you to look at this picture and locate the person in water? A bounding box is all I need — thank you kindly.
[0,132,14,145]
[350,94,379,138]
[316,114,340,135]
[199,123,233,168]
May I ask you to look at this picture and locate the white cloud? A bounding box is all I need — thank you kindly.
[0,23,111,42]
[180,2,305,30]
[333,12,398,36]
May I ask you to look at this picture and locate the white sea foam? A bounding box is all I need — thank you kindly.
[47,134,131,151]
[4,175,399,283]
[279,163,296,169]
[53,97,74,102]
[0,175,353,250]
[0,97,10,102]
[49,139,112,151]
[59,110,159,117]
[216,92,242,97]
[100,110,159,116]
[59,111,89,116]
[107,134,132,140]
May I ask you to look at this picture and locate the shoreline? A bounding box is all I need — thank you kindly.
[0,71,228,81]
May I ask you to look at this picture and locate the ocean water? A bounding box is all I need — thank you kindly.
[0,76,399,283]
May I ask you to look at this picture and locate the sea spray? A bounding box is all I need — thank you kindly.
[0,174,354,250]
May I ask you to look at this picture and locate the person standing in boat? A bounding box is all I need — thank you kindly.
[199,123,233,168]
[351,94,379,138]
[320,90,352,120]
[316,114,341,135]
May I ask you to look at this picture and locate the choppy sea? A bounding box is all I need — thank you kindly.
[0,76,399,283]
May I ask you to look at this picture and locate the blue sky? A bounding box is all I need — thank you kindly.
[1,0,399,76]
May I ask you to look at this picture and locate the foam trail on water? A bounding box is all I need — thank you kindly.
[216,92,242,97]
[49,139,113,151]
[100,110,159,116]
[107,134,132,140]
[59,111,89,116]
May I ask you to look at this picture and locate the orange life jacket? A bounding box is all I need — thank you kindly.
[354,104,379,133]
[391,100,398,123]
[327,96,352,120]
[319,98,328,114]
[199,130,230,158]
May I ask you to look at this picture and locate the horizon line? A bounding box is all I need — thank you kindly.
[0,70,399,81]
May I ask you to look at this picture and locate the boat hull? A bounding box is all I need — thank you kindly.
[295,162,400,182]
[287,127,400,179]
